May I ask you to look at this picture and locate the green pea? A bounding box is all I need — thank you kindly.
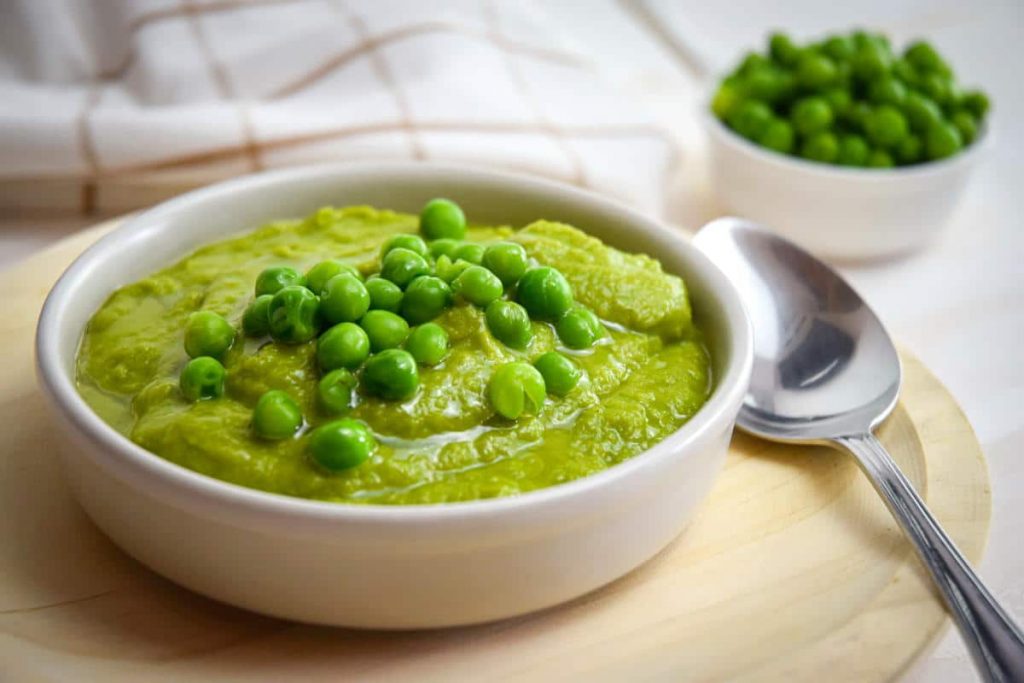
[482,242,529,285]
[822,35,856,62]
[305,260,360,295]
[319,273,370,324]
[380,233,429,260]
[533,352,582,397]
[837,134,871,166]
[428,238,463,260]
[727,99,773,140]
[892,59,919,87]
[179,356,225,402]
[405,323,449,366]
[251,390,302,440]
[919,72,952,106]
[904,41,947,74]
[184,310,235,359]
[800,132,840,164]
[894,134,924,165]
[255,266,303,296]
[364,276,403,313]
[485,299,533,349]
[768,32,800,67]
[738,51,770,76]
[843,101,873,128]
[359,310,410,351]
[362,349,419,400]
[242,294,273,337]
[790,97,833,136]
[434,255,473,283]
[517,267,573,321]
[951,110,977,144]
[380,247,431,288]
[317,322,370,371]
[419,198,466,240]
[556,306,604,350]
[867,149,895,168]
[852,42,891,80]
[453,265,503,307]
[903,92,943,133]
[961,90,990,119]
[822,87,852,117]
[308,419,375,472]
[488,362,546,420]
[756,118,795,154]
[869,77,908,107]
[317,368,357,415]
[744,66,793,105]
[926,121,963,160]
[401,275,452,324]
[453,242,485,266]
[711,81,745,121]
[268,285,321,344]
[796,52,837,89]
[864,105,908,148]
[365,276,403,313]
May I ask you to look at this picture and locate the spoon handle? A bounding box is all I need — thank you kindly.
[834,432,1024,682]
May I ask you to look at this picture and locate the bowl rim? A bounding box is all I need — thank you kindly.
[36,161,753,527]
[703,102,991,182]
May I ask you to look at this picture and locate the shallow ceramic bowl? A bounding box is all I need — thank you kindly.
[36,163,753,629]
[705,109,989,261]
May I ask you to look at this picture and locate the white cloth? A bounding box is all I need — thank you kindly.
[0,0,677,215]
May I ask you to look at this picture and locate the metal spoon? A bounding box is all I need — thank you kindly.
[693,217,1024,682]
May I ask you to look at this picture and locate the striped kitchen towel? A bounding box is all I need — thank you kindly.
[0,0,678,216]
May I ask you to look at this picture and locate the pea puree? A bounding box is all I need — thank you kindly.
[76,206,712,505]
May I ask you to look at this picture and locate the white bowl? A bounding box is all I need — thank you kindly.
[705,109,989,261]
[36,163,752,628]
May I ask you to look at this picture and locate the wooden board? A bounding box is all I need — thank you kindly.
[0,221,991,682]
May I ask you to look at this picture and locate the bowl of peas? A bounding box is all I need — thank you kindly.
[706,29,991,261]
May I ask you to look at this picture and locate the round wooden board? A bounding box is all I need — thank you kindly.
[0,221,991,683]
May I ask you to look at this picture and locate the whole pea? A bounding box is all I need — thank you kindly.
[380,247,431,288]
[757,118,795,154]
[867,149,895,168]
[869,77,908,107]
[796,52,838,89]
[320,273,370,324]
[453,265,504,307]
[419,198,466,240]
[317,322,370,371]
[184,310,235,359]
[317,368,357,415]
[895,134,924,165]
[362,349,419,400]
[951,110,977,145]
[822,35,856,62]
[801,132,840,164]
[728,100,774,140]
[488,362,546,420]
[516,267,574,321]
[556,306,604,350]
[434,255,473,284]
[482,242,529,285]
[791,97,833,136]
[926,122,963,160]
[961,90,990,119]
[903,93,943,133]
[533,352,582,396]
[485,299,533,349]
[768,32,800,67]
[365,276,403,313]
[837,134,871,166]
[242,294,273,337]
[268,285,321,344]
[255,265,304,296]
[179,356,226,402]
[308,419,376,472]
[864,105,909,148]
[405,323,449,366]
[401,275,452,324]
[251,390,303,440]
[360,310,410,351]
[453,242,486,266]
[428,238,463,260]
[852,42,892,80]
[380,233,429,260]
[305,260,360,295]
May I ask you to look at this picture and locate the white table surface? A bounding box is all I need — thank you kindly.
[2,1,1021,680]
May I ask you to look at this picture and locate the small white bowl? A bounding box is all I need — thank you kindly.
[36,163,752,628]
[705,109,989,261]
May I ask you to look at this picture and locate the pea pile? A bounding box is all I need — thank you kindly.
[712,30,991,167]
[178,199,602,474]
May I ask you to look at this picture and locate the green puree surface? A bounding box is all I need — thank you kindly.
[76,207,712,505]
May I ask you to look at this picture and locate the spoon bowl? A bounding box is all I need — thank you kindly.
[694,216,1024,682]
